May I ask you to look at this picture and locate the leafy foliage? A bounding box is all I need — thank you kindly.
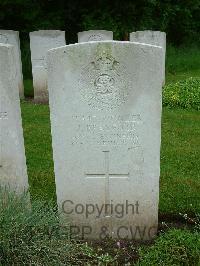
[0,0,199,44]
[163,77,200,110]
[82,0,200,44]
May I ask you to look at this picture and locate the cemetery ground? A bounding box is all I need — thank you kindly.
[1,45,199,265]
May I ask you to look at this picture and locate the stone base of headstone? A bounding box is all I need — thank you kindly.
[19,80,24,99]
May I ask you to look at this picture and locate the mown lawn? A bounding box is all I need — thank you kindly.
[166,45,200,84]
[160,108,200,215]
[21,102,200,215]
[21,102,55,201]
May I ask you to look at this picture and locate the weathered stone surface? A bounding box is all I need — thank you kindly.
[47,41,163,240]
[0,30,24,98]
[130,31,166,85]
[0,44,28,192]
[30,30,66,102]
[78,30,113,42]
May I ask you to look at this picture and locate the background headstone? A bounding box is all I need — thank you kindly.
[47,41,163,240]
[30,30,66,103]
[130,31,166,85]
[0,30,24,98]
[32,66,48,103]
[0,43,28,192]
[78,30,113,42]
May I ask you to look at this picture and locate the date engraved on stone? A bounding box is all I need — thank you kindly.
[71,114,142,147]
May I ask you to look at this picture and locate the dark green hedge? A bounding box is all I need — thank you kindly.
[0,0,199,44]
[0,0,199,78]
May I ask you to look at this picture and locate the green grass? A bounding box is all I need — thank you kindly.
[160,108,200,214]
[21,102,56,201]
[137,229,200,265]
[23,79,34,98]
[166,45,200,74]
[166,69,200,84]
[0,188,83,265]
[166,45,200,84]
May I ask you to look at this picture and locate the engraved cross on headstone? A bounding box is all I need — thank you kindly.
[85,151,129,215]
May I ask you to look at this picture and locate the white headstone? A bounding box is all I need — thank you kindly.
[130,31,166,85]
[0,43,28,192]
[32,66,48,102]
[47,41,163,240]
[30,30,66,102]
[0,30,24,98]
[78,30,113,43]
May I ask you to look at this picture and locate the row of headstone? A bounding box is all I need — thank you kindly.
[0,36,163,240]
[0,29,166,103]
[31,30,166,102]
[0,29,67,101]
[0,44,28,192]
[0,30,24,98]
[30,30,66,103]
